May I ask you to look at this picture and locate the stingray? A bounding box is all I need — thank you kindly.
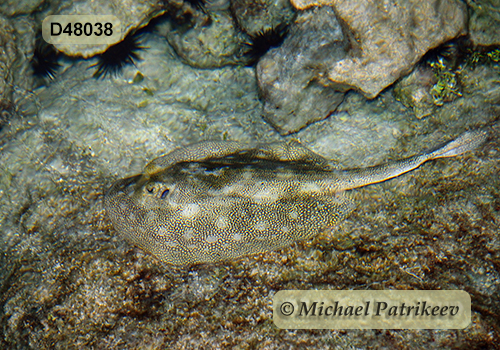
[104,128,488,266]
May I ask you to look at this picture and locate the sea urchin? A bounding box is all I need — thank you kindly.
[91,30,146,79]
[244,24,289,65]
[31,33,61,80]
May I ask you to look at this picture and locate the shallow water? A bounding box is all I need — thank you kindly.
[0,8,499,350]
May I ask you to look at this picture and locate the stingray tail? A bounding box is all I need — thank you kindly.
[332,127,489,191]
[428,128,489,159]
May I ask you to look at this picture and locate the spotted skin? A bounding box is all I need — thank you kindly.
[104,129,488,265]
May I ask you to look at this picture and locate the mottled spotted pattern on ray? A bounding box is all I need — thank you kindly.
[104,129,488,266]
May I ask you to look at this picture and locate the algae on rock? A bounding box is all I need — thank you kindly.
[290,0,467,99]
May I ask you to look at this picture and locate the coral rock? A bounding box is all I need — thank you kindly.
[291,0,467,99]
[257,7,346,135]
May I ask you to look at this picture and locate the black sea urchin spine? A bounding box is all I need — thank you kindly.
[31,33,61,80]
[91,30,146,79]
[244,24,289,65]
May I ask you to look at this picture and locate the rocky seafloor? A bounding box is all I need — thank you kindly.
[0,0,499,349]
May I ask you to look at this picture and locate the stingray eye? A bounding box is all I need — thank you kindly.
[146,184,155,194]
[160,189,169,199]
